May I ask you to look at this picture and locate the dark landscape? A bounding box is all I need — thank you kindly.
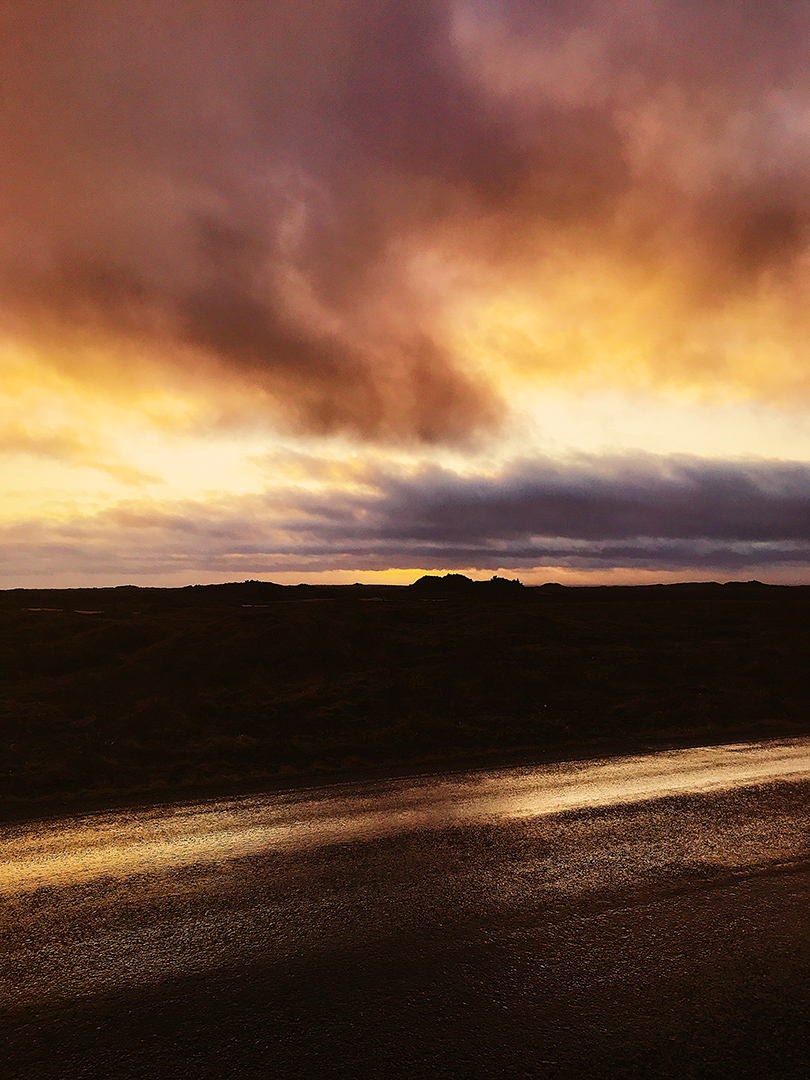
[3,580,809,1078]
[2,576,807,811]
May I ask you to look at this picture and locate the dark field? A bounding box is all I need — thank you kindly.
[1,579,808,807]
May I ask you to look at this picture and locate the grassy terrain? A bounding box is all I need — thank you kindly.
[1,579,808,807]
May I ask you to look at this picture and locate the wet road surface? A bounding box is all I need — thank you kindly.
[2,739,809,1078]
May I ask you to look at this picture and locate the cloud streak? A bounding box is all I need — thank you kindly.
[3,454,809,582]
[0,420,158,484]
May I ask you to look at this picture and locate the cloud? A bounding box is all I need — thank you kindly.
[0,0,506,442]
[0,423,90,462]
[330,455,810,544]
[3,1,810,446]
[2,454,810,582]
[0,421,158,484]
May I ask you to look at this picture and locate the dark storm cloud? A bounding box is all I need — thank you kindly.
[456,0,810,280]
[0,0,506,439]
[264,454,810,557]
[4,1,810,439]
[2,455,810,580]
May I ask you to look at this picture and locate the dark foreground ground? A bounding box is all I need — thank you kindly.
[1,579,808,808]
[2,765,808,1080]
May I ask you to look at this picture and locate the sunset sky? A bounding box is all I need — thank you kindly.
[2,0,810,587]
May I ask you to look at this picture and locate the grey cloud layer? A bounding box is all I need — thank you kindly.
[3,1,810,439]
[287,456,810,544]
[3,456,809,580]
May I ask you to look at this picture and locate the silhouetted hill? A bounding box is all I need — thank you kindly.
[1,580,807,807]
[409,574,525,596]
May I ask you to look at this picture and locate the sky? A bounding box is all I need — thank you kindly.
[2,0,810,588]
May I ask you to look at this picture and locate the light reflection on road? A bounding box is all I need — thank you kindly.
[1,738,807,895]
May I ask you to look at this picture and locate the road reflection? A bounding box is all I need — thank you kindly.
[2,738,807,896]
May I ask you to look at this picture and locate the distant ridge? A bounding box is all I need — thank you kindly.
[1,578,808,613]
